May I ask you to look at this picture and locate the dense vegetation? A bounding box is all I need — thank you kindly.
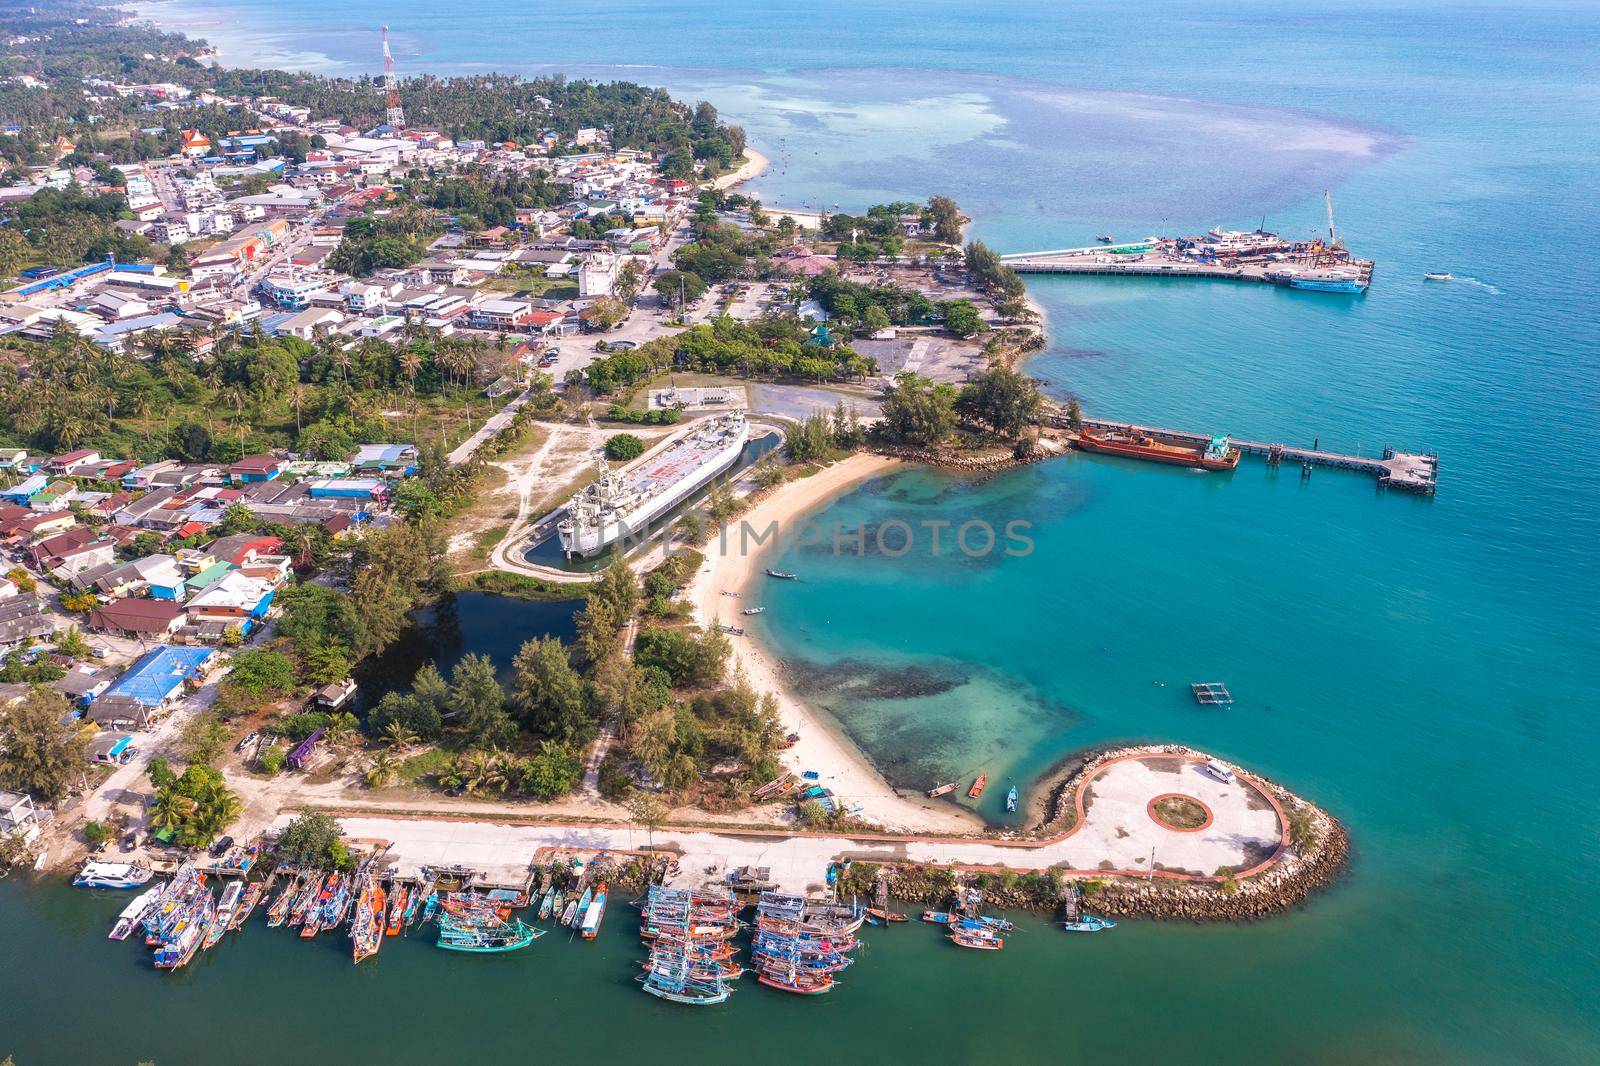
[878,366,1043,447]
[583,315,876,394]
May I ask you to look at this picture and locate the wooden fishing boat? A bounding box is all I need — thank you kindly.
[926,781,958,797]
[352,881,385,963]
[205,883,243,949]
[580,882,608,940]
[559,898,580,926]
[569,886,594,929]
[757,971,834,995]
[764,568,798,580]
[230,880,265,930]
[537,887,555,921]
[921,910,952,924]
[948,928,1004,950]
[967,773,987,799]
[436,917,544,953]
[385,884,409,937]
[864,907,907,923]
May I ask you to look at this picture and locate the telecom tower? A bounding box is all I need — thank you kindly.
[381,24,406,130]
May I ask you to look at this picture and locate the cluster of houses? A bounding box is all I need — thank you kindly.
[0,442,418,654]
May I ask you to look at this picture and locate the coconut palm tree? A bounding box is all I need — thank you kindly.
[382,722,420,752]
[364,752,399,789]
[148,789,197,836]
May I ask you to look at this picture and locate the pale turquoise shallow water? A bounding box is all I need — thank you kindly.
[6,2,1598,1061]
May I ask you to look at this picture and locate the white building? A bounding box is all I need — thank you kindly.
[578,252,620,298]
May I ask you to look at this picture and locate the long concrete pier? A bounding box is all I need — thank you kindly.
[1064,417,1439,492]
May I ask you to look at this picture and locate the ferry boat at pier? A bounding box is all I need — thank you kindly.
[1276,267,1369,293]
[1075,427,1241,471]
[74,861,153,890]
[558,413,748,557]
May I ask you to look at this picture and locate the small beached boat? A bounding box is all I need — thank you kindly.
[741,607,765,615]
[926,782,957,798]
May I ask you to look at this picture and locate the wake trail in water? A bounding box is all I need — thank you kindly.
[1455,276,1502,295]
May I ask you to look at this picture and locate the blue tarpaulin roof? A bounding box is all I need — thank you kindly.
[103,645,214,707]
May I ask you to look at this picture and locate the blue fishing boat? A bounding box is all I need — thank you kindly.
[537,887,555,921]
[1006,786,1019,812]
[920,910,952,924]
[569,885,593,929]
[1062,914,1117,933]
[436,917,544,953]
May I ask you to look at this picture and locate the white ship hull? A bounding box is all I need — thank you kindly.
[560,426,747,557]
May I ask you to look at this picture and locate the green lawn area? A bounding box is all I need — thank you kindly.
[619,371,747,412]
[482,274,579,300]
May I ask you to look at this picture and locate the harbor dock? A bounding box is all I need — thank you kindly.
[1065,417,1438,492]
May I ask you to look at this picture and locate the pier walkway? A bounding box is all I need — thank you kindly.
[282,753,1288,893]
[1066,417,1439,492]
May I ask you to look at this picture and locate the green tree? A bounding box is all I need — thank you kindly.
[448,653,516,748]
[274,812,346,869]
[940,298,986,338]
[615,258,643,303]
[926,195,962,245]
[511,636,591,742]
[627,789,668,849]
[957,366,1043,438]
[0,688,87,801]
[879,373,958,446]
[604,433,645,462]
[180,711,231,765]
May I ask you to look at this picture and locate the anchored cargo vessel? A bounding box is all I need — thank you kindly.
[559,413,749,557]
[1075,426,1241,471]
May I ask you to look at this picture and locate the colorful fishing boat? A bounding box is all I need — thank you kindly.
[436,917,544,953]
[537,888,555,921]
[230,880,265,930]
[921,910,953,924]
[967,774,987,799]
[948,928,1004,950]
[385,884,409,937]
[1005,786,1019,812]
[205,882,244,949]
[352,878,385,963]
[579,882,608,940]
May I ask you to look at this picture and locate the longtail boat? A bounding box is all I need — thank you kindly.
[231,880,265,930]
[537,888,555,921]
[926,781,958,797]
[204,883,243,949]
[352,879,385,963]
[579,883,608,940]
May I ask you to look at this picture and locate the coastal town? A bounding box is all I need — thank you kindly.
[0,1,1368,1010]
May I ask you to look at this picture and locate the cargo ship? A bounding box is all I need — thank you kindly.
[1076,426,1240,471]
[559,413,749,557]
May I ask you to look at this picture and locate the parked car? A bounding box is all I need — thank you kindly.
[209,834,234,857]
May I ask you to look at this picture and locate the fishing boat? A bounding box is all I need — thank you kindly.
[570,885,594,929]
[537,888,555,921]
[420,888,440,925]
[109,885,163,940]
[230,880,265,930]
[579,882,608,940]
[289,872,324,927]
[436,917,544,953]
[764,568,798,580]
[926,782,957,798]
[386,884,409,936]
[1075,426,1241,471]
[1005,786,1019,812]
[740,606,765,615]
[559,897,580,927]
[405,882,431,930]
[1423,272,1452,281]
[1062,914,1117,933]
[74,861,152,890]
[949,928,1004,950]
[352,880,386,963]
[1096,233,1113,242]
[205,882,243,949]
[154,896,212,971]
[967,774,987,799]
[757,968,834,995]
[921,910,953,924]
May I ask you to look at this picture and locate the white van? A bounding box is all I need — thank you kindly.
[1205,758,1236,784]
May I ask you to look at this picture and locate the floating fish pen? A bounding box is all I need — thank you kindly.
[1191,682,1234,706]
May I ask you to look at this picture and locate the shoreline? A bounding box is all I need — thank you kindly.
[687,453,981,835]
[710,146,770,191]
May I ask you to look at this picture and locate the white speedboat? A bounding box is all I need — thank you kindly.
[1423,272,1452,281]
[75,860,154,890]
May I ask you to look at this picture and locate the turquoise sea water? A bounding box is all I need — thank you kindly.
[6,2,1599,1061]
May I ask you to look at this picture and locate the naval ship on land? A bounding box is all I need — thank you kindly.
[558,412,749,557]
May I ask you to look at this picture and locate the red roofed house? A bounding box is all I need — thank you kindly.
[179,129,213,158]
[45,449,101,475]
[31,528,113,574]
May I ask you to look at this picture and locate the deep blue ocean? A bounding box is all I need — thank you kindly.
[10,1,1597,1061]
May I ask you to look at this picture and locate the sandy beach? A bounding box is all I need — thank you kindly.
[688,454,980,834]
[711,146,770,191]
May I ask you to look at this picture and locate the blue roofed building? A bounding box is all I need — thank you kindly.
[100,645,214,718]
